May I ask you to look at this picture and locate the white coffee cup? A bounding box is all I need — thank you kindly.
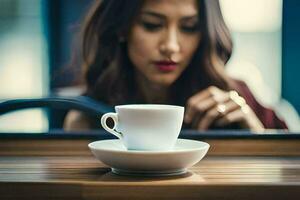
[101,104,184,151]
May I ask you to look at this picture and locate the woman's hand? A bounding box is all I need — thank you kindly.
[184,86,265,132]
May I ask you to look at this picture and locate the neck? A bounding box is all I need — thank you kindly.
[135,73,169,104]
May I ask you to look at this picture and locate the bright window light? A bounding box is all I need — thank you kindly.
[220,0,282,32]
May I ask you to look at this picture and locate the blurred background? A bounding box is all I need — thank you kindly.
[0,0,299,132]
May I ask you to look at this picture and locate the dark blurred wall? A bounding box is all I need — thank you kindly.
[43,0,92,129]
[282,0,300,113]
[43,0,92,89]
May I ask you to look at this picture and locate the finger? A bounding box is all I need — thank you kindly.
[229,90,247,108]
[185,90,212,123]
[196,99,239,130]
[185,86,230,123]
[196,106,220,130]
[214,91,249,127]
[220,100,240,115]
[191,113,203,129]
[187,93,230,127]
[215,109,245,127]
[190,99,225,129]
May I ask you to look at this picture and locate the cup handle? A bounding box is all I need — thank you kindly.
[101,113,123,139]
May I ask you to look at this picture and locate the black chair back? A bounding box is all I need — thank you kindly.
[0,96,113,129]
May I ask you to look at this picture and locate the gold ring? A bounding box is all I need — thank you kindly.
[229,90,250,114]
[229,90,246,107]
[216,104,226,115]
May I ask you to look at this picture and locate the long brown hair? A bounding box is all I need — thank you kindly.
[80,0,233,106]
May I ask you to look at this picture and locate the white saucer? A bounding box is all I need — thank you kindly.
[88,139,210,176]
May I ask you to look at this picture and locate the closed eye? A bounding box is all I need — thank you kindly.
[140,21,163,31]
[180,24,200,33]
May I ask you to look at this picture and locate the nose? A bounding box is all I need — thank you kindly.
[159,28,180,57]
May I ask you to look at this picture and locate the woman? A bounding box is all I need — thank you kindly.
[64,0,287,131]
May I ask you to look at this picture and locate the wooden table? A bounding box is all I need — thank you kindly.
[1,131,300,199]
[1,156,300,199]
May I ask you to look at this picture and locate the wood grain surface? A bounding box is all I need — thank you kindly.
[1,138,300,156]
[1,155,300,200]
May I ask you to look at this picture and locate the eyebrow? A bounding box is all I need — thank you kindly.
[141,10,198,21]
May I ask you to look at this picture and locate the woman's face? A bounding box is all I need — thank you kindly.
[127,0,201,87]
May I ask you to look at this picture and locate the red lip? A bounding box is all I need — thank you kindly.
[154,61,178,72]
